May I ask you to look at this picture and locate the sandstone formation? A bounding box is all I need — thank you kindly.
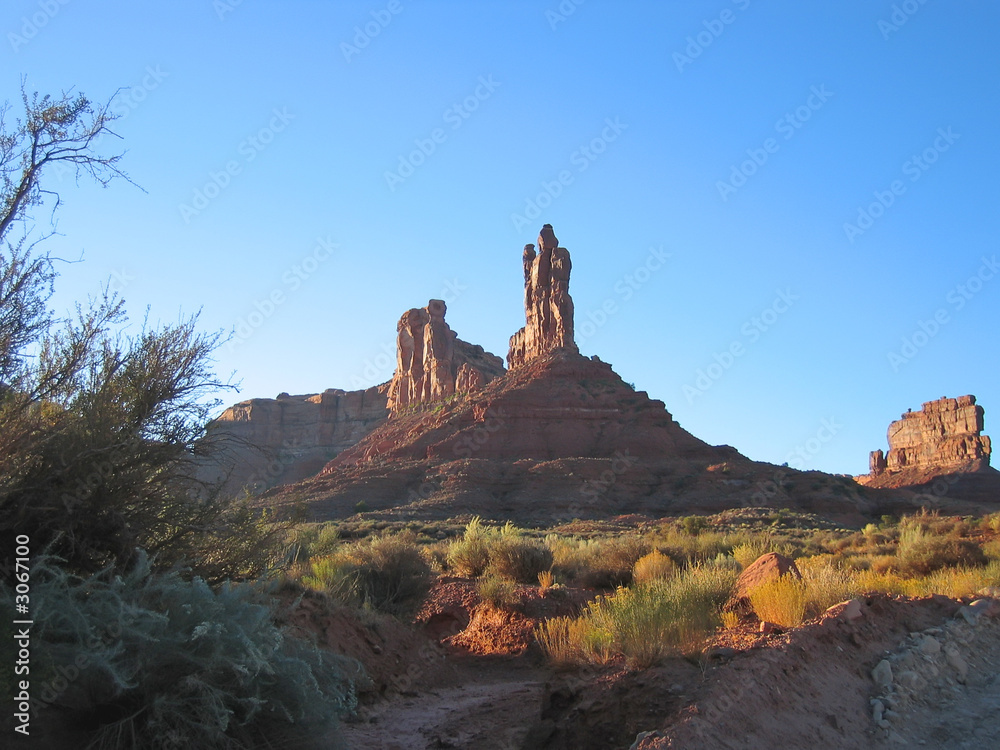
[507,224,578,369]
[860,396,993,490]
[387,298,505,415]
[200,386,389,492]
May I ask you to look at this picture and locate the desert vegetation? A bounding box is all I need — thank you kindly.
[0,89,359,748]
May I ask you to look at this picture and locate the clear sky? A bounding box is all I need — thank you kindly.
[6,0,999,476]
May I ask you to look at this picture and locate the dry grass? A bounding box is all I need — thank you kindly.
[748,574,807,628]
[632,550,677,585]
[536,563,738,667]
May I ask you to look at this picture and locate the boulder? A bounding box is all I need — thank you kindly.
[726,552,802,612]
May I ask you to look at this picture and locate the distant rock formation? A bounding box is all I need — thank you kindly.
[860,395,993,490]
[387,299,505,415]
[508,224,578,369]
[201,386,389,492]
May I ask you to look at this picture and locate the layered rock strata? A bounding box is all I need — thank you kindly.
[201,386,389,491]
[868,395,991,477]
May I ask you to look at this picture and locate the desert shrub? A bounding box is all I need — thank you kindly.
[420,540,451,573]
[984,513,1000,533]
[579,536,649,588]
[632,550,677,585]
[3,553,360,749]
[797,558,856,616]
[489,532,554,583]
[731,538,774,569]
[537,564,737,667]
[446,516,493,577]
[897,537,987,577]
[680,515,710,536]
[303,533,430,616]
[749,574,807,628]
[538,570,555,589]
[981,539,1000,561]
[535,615,613,667]
[311,524,342,558]
[477,572,519,609]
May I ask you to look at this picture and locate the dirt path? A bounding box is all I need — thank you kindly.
[340,659,548,750]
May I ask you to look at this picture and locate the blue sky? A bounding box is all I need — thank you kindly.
[5,0,999,476]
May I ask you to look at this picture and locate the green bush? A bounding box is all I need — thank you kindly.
[477,572,520,610]
[2,552,360,749]
[304,532,431,616]
[488,530,554,584]
[446,517,493,577]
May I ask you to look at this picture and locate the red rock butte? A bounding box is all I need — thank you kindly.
[858,395,995,491]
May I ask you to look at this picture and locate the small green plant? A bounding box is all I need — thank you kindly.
[354,500,370,513]
[681,515,709,535]
[447,517,493,577]
[477,572,519,609]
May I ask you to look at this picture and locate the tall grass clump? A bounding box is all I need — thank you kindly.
[3,553,360,749]
[303,532,430,616]
[548,535,649,588]
[536,563,737,667]
[488,524,554,584]
[748,574,807,628]
[446,517,493,577]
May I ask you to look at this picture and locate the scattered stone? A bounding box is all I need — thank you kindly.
[872,659,894,690]
[827,598,863,621]
[919,636,941,655]
[759,621,780,635]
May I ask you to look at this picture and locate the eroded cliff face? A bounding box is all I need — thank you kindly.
[860,395,992,489]
[201,386,389,492]
[387,299,505,415]
[507,224,578,369]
